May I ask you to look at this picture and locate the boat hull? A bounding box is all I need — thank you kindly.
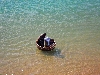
[36,41,56,51]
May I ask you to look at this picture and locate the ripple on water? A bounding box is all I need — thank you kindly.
[0,0,100,75]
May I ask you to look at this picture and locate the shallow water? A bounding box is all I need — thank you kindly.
[0,0,100,75]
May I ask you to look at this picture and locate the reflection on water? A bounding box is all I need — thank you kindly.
[41,48,64,58]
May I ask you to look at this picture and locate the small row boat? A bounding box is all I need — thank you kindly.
[36,40,56,51]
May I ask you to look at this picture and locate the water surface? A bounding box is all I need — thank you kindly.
[0,0,100,75]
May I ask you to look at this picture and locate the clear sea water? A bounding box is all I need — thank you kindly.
[0,0,100,75]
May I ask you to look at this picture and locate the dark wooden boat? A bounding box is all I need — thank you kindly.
[36,39,56,51]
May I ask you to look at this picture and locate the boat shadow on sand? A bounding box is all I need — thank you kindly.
[41,48,65,58]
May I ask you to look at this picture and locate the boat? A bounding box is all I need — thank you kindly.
[36,39,56,51]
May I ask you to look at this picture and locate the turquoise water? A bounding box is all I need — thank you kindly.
[0,0,100,75]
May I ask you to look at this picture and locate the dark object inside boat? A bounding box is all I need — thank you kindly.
[36,37,56,51]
